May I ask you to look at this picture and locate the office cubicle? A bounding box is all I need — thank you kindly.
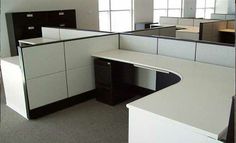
[119,33,235,68]
[125,26,176,37]
[4,25,235,119]
[199,20,235,44]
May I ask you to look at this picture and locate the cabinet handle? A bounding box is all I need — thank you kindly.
[26,14,33,17]
[59,12,64,16]
[59,24,65,27]
[107,62,111,65]
[28,26,35,30]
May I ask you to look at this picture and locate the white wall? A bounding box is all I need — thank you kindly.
[1,0,99,57]
[183,0,196,17]
[215,0,235,14]
[134,0,153,23]
[227,0,235,14]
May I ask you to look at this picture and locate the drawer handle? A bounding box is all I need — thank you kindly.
[26,14,33,17]
[59,24,65,27]
[59,12,64,16]
[28,26,35,30]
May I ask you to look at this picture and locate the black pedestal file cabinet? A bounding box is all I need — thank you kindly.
[94,58,135,105]
[6,9,77,56]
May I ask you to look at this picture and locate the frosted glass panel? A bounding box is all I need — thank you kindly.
[169,0,182,8]
[111,0,131,10]
[99,12,110,31]
[196,0,205,8]
[154,0,168,9]
[196,9,205,18]
[98,0,110,11]
[206,0,215,8]
[205,9,214,19]
[168,10,181,17]
[111,11,131,32]
[154,10,167,22]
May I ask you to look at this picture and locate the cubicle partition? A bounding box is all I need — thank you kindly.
[211,13,235,20]
[158,38,196,60]
[160,17,179,25]
[227,20,235,29]
[3,26,235,119]
[120,34,158,90]
[199,20,227,42]
[159,16,217,27]
[16,29,118,118]
[41,27,111,40]
[199,20,235,43]
[193,19,217,27]
[119,33,235,91]
[126,26,176,37]
[178,18,194,26]
[119,33,235,68]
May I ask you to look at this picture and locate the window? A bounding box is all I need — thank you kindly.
[153,0,183,22]
[196,0,215,19]
[98,0,133,32]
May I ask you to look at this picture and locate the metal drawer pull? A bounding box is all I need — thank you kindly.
[26,14,33,17]
[59,24,65,27]
[134,64,169,74]
[28,26,35,30]
[59,12,64,15]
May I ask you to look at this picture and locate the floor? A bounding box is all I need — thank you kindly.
[0,78,136,143]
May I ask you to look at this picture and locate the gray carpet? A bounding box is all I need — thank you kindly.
[0,82,137,143]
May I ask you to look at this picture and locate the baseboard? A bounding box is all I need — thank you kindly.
[29,90,95,119]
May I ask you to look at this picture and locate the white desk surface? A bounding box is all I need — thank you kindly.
[219,29,235,33]
[176,25,199,33]
[92,49,234,140]
[158,24,199,33]
[18,37,59,45]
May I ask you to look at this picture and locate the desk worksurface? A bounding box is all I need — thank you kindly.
[219,29,235,33]
[176,25,199,33]
[92,49,234,140]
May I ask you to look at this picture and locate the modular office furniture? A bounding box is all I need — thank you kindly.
[6,9,76,56]
[1,27,235,143]
[92,35,234,143]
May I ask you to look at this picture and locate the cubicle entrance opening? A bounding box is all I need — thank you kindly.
[94,58,181,106]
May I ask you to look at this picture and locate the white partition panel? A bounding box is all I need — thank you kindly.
[194,19,217,27]
[196,43,235,67]
[158,38,196,60]
[178,19,194,26]
[225,15,235,20]
[160,17,179,25]
[65,35,119,70]
[120,35,157,54]
[1,57,28,118]
[120,34,157,90]
[65,35,118,96]
[211,14,226,20]
[27,71,67,109]
[42,27,60,40]
[67,66,95,97]
[22,42,65,79]
[60,29,107,40]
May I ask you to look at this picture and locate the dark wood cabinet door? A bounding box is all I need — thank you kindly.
[47,10,76,28]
